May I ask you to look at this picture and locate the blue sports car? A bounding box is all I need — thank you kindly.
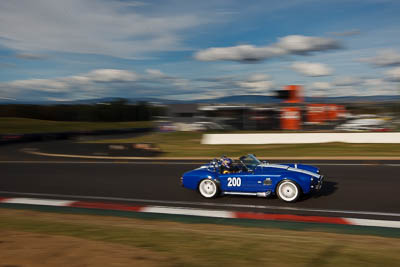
[181,154,323,202]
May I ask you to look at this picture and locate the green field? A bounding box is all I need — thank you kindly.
[88,131,400,158]
[2,118,399,158]
[0,117,153,134]
[1,208,399,267]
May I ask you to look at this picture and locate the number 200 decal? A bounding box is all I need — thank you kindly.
[227,177,241,187]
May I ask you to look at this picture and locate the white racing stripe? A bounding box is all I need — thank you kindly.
[141,206,234,218]
[347,218,400,229]
[2,197,75,206]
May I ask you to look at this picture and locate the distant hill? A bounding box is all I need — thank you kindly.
[192,95,281,104]
[192,94,400,104]
[305,95,400,103]
[1,94,399,105]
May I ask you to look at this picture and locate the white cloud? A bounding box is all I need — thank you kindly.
[194,45,285,62]
[307,77,398,97]
[194,35,340,62]
[310,82,331,90]
[15,53,47,60]
[385,67,400,81]
[307,82,332,97]
[146,69,169,79]
[306,76,399,97]
[290,62,333,77]
[85,69,139,82]
[3,69,139,95]
[359,49,400,67]
[331,86,360,97]
[363,78,385,87]
[0,0,204,58]
[333,76,362,86]
[236,73,274,93]
[145,69,190,89]
[2,69,139,98]
[0,96,17,101]
[171,78,190,89]
[237,80,274,92]
[362,78,398,95]
[8,79,70,92]
[247,74,271,82]
[276,35,340,54]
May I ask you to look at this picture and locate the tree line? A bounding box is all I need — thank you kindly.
[0,100,166,122]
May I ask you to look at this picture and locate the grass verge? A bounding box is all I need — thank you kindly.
[1,207,400,266]
[88,131,400,157]
[0,117,153,134]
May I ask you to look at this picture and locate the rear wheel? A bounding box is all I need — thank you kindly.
[276,180,300,202]
[198,179,218,198]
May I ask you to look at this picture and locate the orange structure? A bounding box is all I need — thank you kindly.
[281,107,301,130]
[306,104,326,124]
[326,104,338,120]
[306,104,346,124]
[284,85,304,103]
[278,85,346,130]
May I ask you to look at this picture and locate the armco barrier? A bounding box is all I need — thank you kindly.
[202,132,400,144]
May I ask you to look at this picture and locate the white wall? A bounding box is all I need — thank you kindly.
[202,133,400,144]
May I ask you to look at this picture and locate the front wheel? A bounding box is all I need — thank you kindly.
[276,180,300,202]
[198,179,219,198]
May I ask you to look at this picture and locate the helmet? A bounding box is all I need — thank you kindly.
[221,156,233,169]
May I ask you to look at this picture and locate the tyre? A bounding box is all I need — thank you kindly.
[276,180,300,202]
[198,179,219,198]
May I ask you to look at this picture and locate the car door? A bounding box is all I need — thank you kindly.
[219,173,244,192]
[219,171,264,192]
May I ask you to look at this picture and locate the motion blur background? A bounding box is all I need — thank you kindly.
[0,0,399,139]
[1,1,400,266]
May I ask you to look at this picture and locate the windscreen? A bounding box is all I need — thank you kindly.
[239,154,261,170]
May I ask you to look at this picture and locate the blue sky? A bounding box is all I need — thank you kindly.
[1,0,400,101]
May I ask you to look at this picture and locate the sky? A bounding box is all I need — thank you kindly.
[1,0,400,102]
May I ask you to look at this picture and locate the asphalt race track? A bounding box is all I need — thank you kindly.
[1,141,400,222]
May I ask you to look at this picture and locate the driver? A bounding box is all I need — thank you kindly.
[220,156,235,174]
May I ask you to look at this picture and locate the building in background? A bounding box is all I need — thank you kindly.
[162,85,354,131]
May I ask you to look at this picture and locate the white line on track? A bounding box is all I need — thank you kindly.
[141,206,234,218]
[347,218,400,228]
[1,190,400,218]
[13,149,400,165]
[2,198,75,206]
[0,161,399,166]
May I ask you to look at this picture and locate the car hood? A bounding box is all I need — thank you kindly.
[259,163,321,178]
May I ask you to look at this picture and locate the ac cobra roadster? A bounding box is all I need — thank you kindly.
[180,154,323,202]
